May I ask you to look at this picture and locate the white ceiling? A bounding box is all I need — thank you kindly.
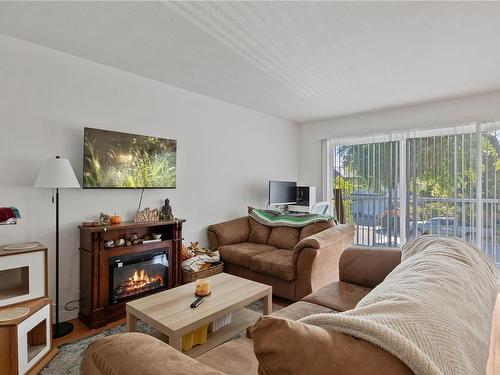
[1,1,500,123]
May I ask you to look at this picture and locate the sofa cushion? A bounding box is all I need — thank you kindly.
[250,316,412,375]
[299,221,335,241]
[207,217,250,247]
[197,337,258,375]
[218,242,275,268]
[268,226,300,250]
[271,301,336,321]
[81,332,224,375]
[224,262,297,300]
[302,281,372,312]
[248,217,272,244]
[250,249,295,281]
[339,246,401,288]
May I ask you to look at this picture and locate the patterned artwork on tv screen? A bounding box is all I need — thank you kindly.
[83,127,176,188]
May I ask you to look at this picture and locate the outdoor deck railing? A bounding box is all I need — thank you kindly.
[340,193,500,267]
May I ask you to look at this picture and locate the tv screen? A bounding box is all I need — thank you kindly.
[269,181,297,205]
[83,127,176,189]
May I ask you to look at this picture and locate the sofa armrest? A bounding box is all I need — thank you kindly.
[81,333,224,375]
[207,217,250,248]
[339,245,401,288]
[293,224,355,300]
[292,224,355,264]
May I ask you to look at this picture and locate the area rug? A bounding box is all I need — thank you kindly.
[41,300,280,375]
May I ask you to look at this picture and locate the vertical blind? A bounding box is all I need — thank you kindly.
[330,122,500,267]
[333,136,401,247]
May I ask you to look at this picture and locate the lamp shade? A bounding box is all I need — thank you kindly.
[34,156,80,188]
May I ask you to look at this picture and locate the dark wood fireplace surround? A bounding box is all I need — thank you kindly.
[79,220,185,329]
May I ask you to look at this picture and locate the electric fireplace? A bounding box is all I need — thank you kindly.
[109,250,168,304]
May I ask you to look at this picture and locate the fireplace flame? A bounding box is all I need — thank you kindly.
[127,269,163,291]
[114,268,164,300]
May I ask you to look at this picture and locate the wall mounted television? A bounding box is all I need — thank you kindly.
[83,127,176,189]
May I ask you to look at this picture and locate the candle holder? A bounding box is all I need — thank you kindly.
[195,279,212,297]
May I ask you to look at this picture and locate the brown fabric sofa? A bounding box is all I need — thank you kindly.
[207,216,355,300]
[81,245,498,375]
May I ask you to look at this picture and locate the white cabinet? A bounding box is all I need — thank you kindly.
[17,302,52,374]
[0,244,47,307]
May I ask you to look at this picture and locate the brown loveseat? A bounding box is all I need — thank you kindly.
[207,216,355,301]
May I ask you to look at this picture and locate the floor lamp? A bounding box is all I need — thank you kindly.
[35,156,80,338]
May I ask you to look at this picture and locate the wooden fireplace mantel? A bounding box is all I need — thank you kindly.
[78,219,185,329]
[79,219,185,232]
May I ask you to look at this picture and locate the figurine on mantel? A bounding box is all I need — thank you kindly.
[160,198,174,221]
[98,212,111,226]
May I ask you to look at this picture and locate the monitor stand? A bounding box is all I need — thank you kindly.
[268,204,289,213]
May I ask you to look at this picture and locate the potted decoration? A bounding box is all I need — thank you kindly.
[110,213,122,225]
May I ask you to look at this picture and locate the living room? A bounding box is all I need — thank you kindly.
[0,2,499,375]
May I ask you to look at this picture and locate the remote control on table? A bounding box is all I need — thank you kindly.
[190,297,204,308]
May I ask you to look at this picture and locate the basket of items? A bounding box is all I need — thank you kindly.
[181,242,223,284]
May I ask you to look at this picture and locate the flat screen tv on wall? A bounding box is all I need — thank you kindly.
[83,127,176,189]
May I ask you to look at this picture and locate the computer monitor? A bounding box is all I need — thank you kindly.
[269,181,297,205]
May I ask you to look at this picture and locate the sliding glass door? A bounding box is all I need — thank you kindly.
[331,122,500,267]
[406,128,478,243]
[333,139,401,247]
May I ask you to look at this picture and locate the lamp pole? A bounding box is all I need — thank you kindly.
[52,157,73,338]
[54,185,64,337]
[34,155,79,339]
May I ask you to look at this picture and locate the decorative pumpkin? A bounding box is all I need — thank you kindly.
[110,214,121,225]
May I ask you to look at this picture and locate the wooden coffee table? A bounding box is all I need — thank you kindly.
[126,273,272,357]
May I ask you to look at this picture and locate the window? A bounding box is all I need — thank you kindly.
[330,122,500,267]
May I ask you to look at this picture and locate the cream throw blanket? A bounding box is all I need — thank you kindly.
[300,236,497,375]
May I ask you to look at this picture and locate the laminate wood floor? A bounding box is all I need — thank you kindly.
[52,318,125,348]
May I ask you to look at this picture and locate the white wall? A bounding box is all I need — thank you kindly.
[0,34,298,320]
[298,91,500,199]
